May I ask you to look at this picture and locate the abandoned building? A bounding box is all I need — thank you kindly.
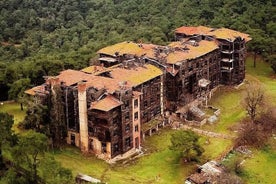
[185,161,227,184]
[25,26,251,160]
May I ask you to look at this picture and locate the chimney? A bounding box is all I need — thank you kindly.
[78,82,89,152]
[46,77,60,86]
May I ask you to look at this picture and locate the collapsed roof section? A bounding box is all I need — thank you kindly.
[175,26,213,36]
[90,94,123,112]
[166,40,219,64]
[176,26,251,42]
[26,63,162,97]
[97,40,219,65]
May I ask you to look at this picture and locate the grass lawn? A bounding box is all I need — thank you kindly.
[241,147,276,184]
[204,86,246,134]
[0,101,26,133]
[203,55,276,134]
[52,128,234,184]
[53,128,196,184]
[1,55,275,183]
[246,55,276,105]
[200,136,233,161]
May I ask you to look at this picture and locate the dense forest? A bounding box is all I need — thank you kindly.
[0,0,275,101]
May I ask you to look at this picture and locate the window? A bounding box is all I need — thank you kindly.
[125,112,130,120]
[113,118,118,125]
[144,101,148,107]
[102,142,107,153]
[135,125,139,132]
[143,112,148,118]
[88,127,93,133]
[125,124,130,132]
[113,129,119,136]
[114,143,119,152]
[134,112,138,120]
[134,99,138,108]
[125,137,131,148]
[150,97,154,104]
[125,100,129,109]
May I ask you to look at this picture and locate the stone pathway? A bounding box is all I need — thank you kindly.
[179,124,235,139]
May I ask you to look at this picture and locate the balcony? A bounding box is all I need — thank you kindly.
[221,58,234,63]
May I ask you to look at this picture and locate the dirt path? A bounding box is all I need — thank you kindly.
[179,124,235,139]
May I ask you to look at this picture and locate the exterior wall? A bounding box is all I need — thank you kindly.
[119,89,134,154]
[132,95,141,149]
[175,32,247,86]
[165,49,220,111]
[64,86,79,132]
[88,107,122,158]
[134,77,161,124]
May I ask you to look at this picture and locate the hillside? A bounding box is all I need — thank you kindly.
[0,0,275,100]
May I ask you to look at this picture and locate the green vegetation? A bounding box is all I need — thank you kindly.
[246,55,276,105]
[170,130,204,162]
[0,0,275,101]
[0,102,25,133]
[53,129,195,184]
[242,148,276,184]
[206,87,246,134]
[1,53,275,183]
[200,137,232,160]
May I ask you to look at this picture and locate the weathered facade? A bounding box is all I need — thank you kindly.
[25,26,250,160]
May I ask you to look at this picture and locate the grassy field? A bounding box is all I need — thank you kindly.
[241,146,276,184]
[52,128,196,184]
[1,56,275,183]
[203,55,276,134]
[245,55,276,105]
[51,128,232,184]
[0,101,26,133]
[204,86,246,134]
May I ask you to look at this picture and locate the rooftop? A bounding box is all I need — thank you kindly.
[167,40,219,64]
[207,28,252,42]
[53,69,94,86]
[90,95,123,111]
[81,65,107,74]
[109,64,163,87]
[175,26,251,42]
[175,26,213,35]
[25,85,46,96]
[97,41,145,57]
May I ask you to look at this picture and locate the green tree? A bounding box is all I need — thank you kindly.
[247,29,267,68]
[170,130,204,162]
[12,131,47,184]
[20,101,49,132]
[39,156,73,184]
[49,85,66,149]
[244,83,264,122]
[270,56,276,73]
[0,113,14,169]
[8,78,31,110]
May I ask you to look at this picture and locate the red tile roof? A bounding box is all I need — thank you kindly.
[175,26,251,42]
[167,40,219,64]
[207,28,252,42]
[54,69,94,86]
[90,95,123,111]
[109,64,163,87]
[25,85,46,96]
[175,26,213,35]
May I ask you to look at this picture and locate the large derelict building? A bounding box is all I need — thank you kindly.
[25,26,250,160]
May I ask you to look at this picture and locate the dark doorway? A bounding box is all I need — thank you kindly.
[135,137,139,149]
[188,73,196,93]
[71,134,75,146]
